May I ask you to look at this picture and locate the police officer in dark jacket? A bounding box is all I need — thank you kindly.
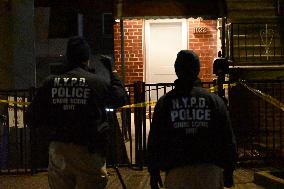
[147,50,237,189]
[26,36,127,189]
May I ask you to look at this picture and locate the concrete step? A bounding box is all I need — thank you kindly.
[227,0,276,15]
[228,9,276,18]
[226,0,278,21]
[227,0,275,9]
[254,171,284,189]
[228,16,282,23]
[230,24,280,32]
[228,7,276,12]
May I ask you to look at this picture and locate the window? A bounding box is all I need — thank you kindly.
[102,13,113,37]
[49,7,79,38]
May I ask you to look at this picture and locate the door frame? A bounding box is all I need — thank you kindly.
[144,19,188,83]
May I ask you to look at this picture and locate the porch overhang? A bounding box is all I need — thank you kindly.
[114,0,227,19]
[35,0,84,8]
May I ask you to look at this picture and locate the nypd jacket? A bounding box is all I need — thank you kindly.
[147,78,237,172]
[26,66,127,153]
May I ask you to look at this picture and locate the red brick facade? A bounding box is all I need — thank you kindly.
[188,19,218,82]
[114,19,218,84]
[114,20,144,85]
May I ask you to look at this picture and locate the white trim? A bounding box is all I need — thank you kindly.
[145,20,150,83]
[142,19,146,83]
[230,65,284,69]
[144,19,188,83]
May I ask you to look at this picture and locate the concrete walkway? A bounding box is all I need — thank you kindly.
[0,167,268,189]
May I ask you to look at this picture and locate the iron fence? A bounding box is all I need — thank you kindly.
[229,80,284,161]
[0,80,284,174]
[226,22,284,65]
[121,81,215,168]
[0,89,34,174]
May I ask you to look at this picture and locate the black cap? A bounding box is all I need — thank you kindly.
[66,36,90,67]
[174,50,200,79]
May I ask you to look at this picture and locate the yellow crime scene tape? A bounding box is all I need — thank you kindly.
[239,82,284,112]
[120,101,157,109]
[210,82,284,111]
[0,82,283,111]
[209,83,237,93]
[0,98,156,109]
[0,99,31,106]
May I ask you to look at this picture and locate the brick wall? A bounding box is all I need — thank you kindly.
[114,19,144,85]
[114,18,218,84]
[188,19,218,82]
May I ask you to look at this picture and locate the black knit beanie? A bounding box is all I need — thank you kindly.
[66,36,90,67]
[174,50,200,79]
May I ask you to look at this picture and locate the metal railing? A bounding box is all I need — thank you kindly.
[1,80,284,174]
[121,81,215,168]
[0,89,34,174]
[226,22,284,65]
[229,80,284,161]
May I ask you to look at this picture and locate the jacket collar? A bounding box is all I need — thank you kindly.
[174,78,202,92]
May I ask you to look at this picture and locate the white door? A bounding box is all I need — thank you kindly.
[145,19,187,84]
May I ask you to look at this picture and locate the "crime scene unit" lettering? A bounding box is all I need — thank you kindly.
[51,77,91,110]
[170,97,211,135]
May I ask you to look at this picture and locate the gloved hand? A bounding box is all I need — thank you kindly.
[223,169,234,188]
[149,169,163,189]
[100,55,114,72]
